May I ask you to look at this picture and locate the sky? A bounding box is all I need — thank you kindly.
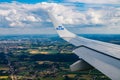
[0,0,120,34]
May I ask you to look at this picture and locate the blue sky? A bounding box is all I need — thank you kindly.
[0,0,120,34]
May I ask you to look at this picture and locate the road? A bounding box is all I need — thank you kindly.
[5,54,17,80]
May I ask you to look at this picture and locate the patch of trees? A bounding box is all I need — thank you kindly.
[30,54,79,62]
[0,53,7,64]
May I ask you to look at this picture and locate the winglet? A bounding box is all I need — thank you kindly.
[48,12,76,41]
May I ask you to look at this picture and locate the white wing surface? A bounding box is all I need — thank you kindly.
[48,12,120,80]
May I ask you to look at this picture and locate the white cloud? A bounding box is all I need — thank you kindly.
[0,2,42,27]
[66,0,120,4]
[0,2,119,34]
[0,2,79,27]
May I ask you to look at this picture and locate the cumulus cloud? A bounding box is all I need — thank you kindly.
[0,1,119,30]
[0,2,42,27]
[66,0,120,4]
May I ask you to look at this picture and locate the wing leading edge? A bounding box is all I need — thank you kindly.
[48,12,120,80]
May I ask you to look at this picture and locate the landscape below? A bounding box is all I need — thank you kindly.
[0,34,119,80]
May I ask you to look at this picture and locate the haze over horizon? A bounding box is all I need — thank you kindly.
[0,0,120,34]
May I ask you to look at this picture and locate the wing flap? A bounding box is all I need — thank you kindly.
[73,47,120,80]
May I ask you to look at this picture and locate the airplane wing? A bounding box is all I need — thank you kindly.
[48,12,120,80]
